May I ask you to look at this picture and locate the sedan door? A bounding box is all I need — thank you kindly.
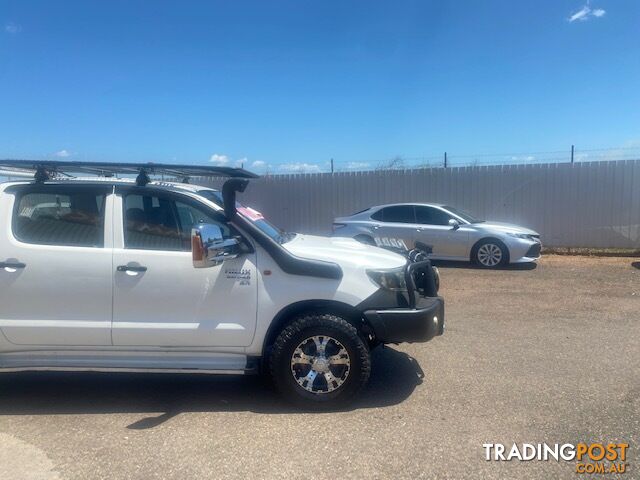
[0,184,113,346]
[111,188,258,347]
[414,206,470,259]
[369,206,416,251]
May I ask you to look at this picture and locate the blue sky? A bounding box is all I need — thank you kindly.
[1,0,639,172]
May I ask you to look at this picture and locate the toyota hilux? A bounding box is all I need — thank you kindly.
[0,160,444,408]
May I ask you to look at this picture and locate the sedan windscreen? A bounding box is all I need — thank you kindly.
[443,206,483,224]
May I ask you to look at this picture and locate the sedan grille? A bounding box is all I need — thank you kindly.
[526,243,541,258]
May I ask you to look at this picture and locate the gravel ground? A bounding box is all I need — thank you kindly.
[0,255,638,480]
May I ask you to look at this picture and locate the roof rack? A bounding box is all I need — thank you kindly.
[0,159,259,185]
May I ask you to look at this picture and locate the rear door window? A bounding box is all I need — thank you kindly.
[13,187,107,247]
[373,206,416,223]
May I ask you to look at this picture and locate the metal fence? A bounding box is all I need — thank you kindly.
[238,145,640,174]
[198,159,640,249]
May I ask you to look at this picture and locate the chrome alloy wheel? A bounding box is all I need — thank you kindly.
[290,335,351,394]
[477,243,503,267]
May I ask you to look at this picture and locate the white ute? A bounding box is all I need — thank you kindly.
[0,160,444,408]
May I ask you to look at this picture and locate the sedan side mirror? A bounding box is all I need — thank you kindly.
[192,224,240,268]
[448,218,460,230]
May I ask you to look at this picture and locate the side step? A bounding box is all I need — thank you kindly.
[0,352,259,375]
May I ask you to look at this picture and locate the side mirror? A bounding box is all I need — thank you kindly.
[192,224,240,268]
[448,218,460,230]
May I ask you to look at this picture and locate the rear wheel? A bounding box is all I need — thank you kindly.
[269,313,370,409]
[473,239,509,268]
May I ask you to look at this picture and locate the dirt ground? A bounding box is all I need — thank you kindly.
[0,255,638,479]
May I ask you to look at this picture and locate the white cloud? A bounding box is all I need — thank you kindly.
[345,161,370,170]
[509,155,536,162]
[55,149,71,158]
[209,153,229,166]
[278,162,321,173]
[569,5,591,22]
[4,23,22,34]
[251,160,266,168]
[210,153,253,168]
[568,4,606,22]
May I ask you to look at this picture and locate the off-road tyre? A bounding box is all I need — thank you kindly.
[269,313,370,410]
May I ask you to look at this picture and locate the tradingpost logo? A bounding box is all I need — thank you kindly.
[483,443,629,474]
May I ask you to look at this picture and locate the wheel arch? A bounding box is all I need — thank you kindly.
[263,300,366,355]
[470,237,510,263]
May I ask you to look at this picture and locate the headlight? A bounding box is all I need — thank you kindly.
[506,232,532,240]
[366,267,407,291]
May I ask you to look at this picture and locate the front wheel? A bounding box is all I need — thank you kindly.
[473,239,509,268]
[269,313,371,409]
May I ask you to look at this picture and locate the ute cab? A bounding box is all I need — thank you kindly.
[0,160,444,408]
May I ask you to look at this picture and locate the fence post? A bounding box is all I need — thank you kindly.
[331,158,334,174]
[444,152,448,168]
[571,145,574,164]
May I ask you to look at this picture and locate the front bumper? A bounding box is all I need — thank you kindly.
[360,259,445,344]
[364,296,445,344]
[507,237,542,263]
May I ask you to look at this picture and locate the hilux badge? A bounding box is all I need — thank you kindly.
[224,268,251,285]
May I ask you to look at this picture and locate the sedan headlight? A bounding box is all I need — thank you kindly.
[506,232,533,240]
[366,267,407,291]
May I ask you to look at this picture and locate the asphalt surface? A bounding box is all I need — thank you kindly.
[0,255,638,480]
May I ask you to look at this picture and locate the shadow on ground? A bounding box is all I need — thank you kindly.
[632,261,640,270]
[431,260,537,271]
[0,346,423,428]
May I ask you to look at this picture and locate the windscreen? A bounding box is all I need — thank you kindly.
[196,189,294,244]
[443,206,484,224]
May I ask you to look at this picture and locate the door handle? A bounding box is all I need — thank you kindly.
[0,261,26,269]
[117,265,147,273]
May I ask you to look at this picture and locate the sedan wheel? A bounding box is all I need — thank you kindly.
[476,242,505,267]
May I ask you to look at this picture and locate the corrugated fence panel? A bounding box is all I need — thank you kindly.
[195,160,640,248]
